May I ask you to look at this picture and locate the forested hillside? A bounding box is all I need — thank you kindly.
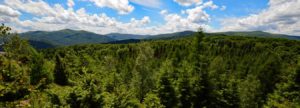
[20,29,115,46]
[1,25,300,107]
[19,29,300,49]
[218,31,300,40]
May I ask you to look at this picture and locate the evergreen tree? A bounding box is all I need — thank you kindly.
[132,43,155,102]
[190,28,215,107]
[143,93,165,108]
[54,55,68,85]
[158,73,177,108]
[179,76,192,108]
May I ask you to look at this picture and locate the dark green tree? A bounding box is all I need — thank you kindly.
[131,43,155,102]
[158,74,177,108]
[54,55,68,85]
[190,28,215,107]
[179,76,192,108]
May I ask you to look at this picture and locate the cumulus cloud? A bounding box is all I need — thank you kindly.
[89,0,134,15]
[160,10,168,15]
[4,0,56,17]
[220,0,300,35]
[202,1,218,9]
[171,1,217,24]
[0,0,154,34]
[153,1,218,33]
[186,7,210,23]
[174,0,202,6]
[0,4,21,24]
[0,5,21,17]
[67,0,75,8]
[185,1,218,23]
[0,0,219,35]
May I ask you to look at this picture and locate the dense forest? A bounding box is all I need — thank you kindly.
[1,24,300,108]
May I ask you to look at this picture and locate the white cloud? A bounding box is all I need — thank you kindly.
[127,16,151,28]
[184,1,218,23]
[0,0,154,34]
[4,0,56,17]
[181,10,185,14]
[67,0,75,8]
[220,0,300,35]
[0,5,21,24]
[89,0,134,15]
[152,1,218,33]
[174,0,202,6]
[202,1,218,9]
[160,10,168,15]
[186,6,209,23]
[130,0,162,8]
[1,0,218,35]
[141,16,151,24]
[0,5,21,17]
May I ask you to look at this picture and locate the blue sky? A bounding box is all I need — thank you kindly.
[20,0,268,26]
[0,0,299,35]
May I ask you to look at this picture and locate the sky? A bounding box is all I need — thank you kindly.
[0,0,299,35]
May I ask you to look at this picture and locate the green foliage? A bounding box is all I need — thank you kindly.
[54,55,69,85]
[158,74,177,108]
[132,43,155,102]
[1,25,300,107]
[143,93,164,108]
[66,81,104,108]
[30,53,54,86]
[20,29,115,46]
[0,24,11,44]
[0,25,54,107]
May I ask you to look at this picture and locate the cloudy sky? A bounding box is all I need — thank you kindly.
[0,0,299,35]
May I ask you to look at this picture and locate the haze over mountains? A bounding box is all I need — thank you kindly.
[19,29,300,49]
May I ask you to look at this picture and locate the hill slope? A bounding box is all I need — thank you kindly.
[218,31,300,40]
[106,33,149,40]
[20,29,115,46]
[146,31,195,40]
[20,30,300,48]
[108,31,300,43]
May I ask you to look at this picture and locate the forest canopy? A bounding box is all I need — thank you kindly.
[1,25,300,107]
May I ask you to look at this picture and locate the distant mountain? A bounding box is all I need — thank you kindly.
[217,31,300,40]
[20,29,115,46]
[107,31,300,44]
[0,37,55,51]
[107,33,149,40]
[106,39,142,44]
[28,40,56,49]
[107,31,196,40]
[147,31,195,40]
[19,29,300,48]
[105,31,196,44]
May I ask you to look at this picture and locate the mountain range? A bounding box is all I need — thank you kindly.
[216,31,300,40]
[21,29,115,46]
[19,29,300,49]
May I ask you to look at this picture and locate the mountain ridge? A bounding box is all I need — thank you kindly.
[19,29,300,48]
[20,29,116,47]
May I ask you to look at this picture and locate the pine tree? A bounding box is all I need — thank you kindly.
[54,55,68,85]
[190,28,215,107]
[158,74,177,108]
[179,76,192,108]
[132,43,155,102]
